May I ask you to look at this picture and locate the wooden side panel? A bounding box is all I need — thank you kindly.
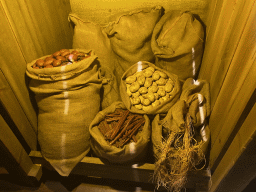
[207,1,256,170]
[210,102,256,192]
[0,1,37,149]
[0,0,73,149]
[0,115,42,186]
[0,70,37,150]
[1,0,73,62]
[199,0,255,109]
[199,0,256,172]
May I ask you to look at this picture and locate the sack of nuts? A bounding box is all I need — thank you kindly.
[120,61,181,115]
[26,49,102,176]
[89,101,151,164]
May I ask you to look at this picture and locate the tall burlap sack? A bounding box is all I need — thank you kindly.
[104,6,164,77]
[68,14,120,110]
[151,11,205,81]
[89,101,151,164]
[120,61,181,115]
[152,78,211,160]
[26,49,102,176]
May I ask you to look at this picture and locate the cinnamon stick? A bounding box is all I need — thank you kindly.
[110,110,130,140]
[120,118,145,147]
[110,115,135,145]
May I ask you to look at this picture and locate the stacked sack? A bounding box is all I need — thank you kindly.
[26,6,210,190]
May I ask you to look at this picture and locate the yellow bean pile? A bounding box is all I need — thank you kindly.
[125,66,175,112]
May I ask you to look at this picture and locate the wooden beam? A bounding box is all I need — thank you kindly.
[199,0,255,109]
[0,115,42,186]
[0,69,37,150]
[210,102,256,192]
[208,1,256,170]
[29,150,211,191]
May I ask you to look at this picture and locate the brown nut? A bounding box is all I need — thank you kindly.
[61,51,70,57]
[56,56,67,61]
[45,56,53,61]
[35,59,44,67]
[45,64,53,68]
[53,51,61,57]
[53,59,62,67]
[44,58,55,66]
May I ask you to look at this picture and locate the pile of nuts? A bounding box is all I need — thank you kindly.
[32,49,90,69]
[98,109,145,148]
[125,66,175,112]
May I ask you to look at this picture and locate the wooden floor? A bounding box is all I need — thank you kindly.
[0,167,197,192]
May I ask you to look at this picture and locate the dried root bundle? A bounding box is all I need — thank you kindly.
[153,114,205,192]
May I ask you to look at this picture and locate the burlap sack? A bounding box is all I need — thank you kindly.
[152,78,210,160]
[151,11,205,81]
[26,49,102,176]
[120,61,181,115]
[89,101,151,164]
[68,14,120,110]
[180,78,211,127]
[104,6,164,77]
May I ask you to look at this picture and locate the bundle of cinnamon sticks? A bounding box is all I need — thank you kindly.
[98,109,145,148]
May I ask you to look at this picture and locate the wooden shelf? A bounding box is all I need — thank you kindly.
[29,151,211,191]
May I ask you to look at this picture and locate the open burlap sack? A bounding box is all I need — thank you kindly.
[152,78,210,160]
[120,61,181,115]
[68,14,120,110]
[89,101,151,164]
[151,11,205,81]
[152,78,210,191]
[104,6,164,77]
[26,49,102,176]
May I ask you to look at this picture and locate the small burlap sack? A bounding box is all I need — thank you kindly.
[104,6,164,77]
[152,78,210,160]
[26,49,102,176]
[68,14,120,110]
[151,11,205,81]
[89,101,151,164]
[120,61,181,115]
[151,78,211,191]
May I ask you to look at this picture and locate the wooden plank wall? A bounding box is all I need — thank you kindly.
[0,114,42,186]
[70,0,209,25]
[199,0,256,189]
[210,96,256,192]
[0,0,73,150]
